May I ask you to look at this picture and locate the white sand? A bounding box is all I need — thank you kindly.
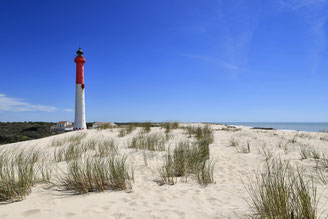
[0,124,327,218]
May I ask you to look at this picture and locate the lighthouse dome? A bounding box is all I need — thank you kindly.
[76,48,83,56]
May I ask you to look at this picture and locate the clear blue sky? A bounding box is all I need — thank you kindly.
[0,0,327,122]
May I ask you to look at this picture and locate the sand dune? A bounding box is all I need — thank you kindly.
[0,124,327,218]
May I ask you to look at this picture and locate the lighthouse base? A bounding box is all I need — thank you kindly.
[74,84,87,130]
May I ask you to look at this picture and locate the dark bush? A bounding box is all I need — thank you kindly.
[0,122,62,145]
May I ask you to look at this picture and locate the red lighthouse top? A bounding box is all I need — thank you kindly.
[74,48,86,85]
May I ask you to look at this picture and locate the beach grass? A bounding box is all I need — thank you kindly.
[229,138,239,147]
[126,124,136,134]
[118,124,140,137]
[236,142,251,154]
[261,147,273,160]
[59,155,133,194]
[64,143,83,162]
[300,146,310,160]
[183,125,214,142]
[287,135,297,144]
[158,151,176,185]
[118,128,127,137]
[50,132,87,147]
[300,146,321,160]
[185,125,196,138]
[159,140,214,186]
[195,159,214,186]
[162,122,179,134]
[95,139,118,157]
[310,148,321,160]
[0,150,52,202]
[316,168,328,185]
[246,158,318,218]
[320,153,328,169]
[140,122,152,133]
[129,133,165,151]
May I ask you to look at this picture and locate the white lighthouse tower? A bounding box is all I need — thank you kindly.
[74,48,87,130]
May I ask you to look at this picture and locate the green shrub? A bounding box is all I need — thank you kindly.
[0,122,61,145]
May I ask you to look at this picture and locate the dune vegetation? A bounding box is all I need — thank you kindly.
[0,122,327,218]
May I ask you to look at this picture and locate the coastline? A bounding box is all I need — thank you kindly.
[223,122,328,133]
[0,123,327,218]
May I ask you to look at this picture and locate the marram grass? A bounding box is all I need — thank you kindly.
[59,155,134,194]
[0,150,52,202]
[159,139,214,186]
[246,158,318,219]
[129,133,166,151]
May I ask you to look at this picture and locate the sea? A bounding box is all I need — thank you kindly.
[222,122,328,133]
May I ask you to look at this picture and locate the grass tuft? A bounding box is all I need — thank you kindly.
[162,122,179,134]
[129,133,166,151]
[0,150,52,202]
[246,158,318,218]
[140,122,152,133]
[315,168,328,185]
[230,138,239,147]
[158,151,176,185]
[158,140,214,186]
[300,146,310,160]
[310,148,321,160]
[59,155,133,194]
[195,159,214,186]
[321,153,328,169]
[183,125,214,143]
[236,142,251,154]
[261,147,273,161]
[64,144,83,162]
[50,132,87,147]
[118,128,127,137]
[300,146,321,160]
[95,139,118,157]
[287,135,297,144]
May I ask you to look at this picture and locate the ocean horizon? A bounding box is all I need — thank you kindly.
[222,122,328,133]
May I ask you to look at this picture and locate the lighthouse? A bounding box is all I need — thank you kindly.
[74,48,87,130]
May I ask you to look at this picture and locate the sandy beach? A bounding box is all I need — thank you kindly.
[0,123,327,218]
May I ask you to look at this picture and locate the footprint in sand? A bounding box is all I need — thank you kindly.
[23,209,41,217]
[65,212,76,217]
[194,189,201,194]
[207,197,218,203]
[129,201,138,206]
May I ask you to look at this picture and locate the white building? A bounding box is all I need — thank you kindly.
[92,122,116,129]
[51,121,73,131]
